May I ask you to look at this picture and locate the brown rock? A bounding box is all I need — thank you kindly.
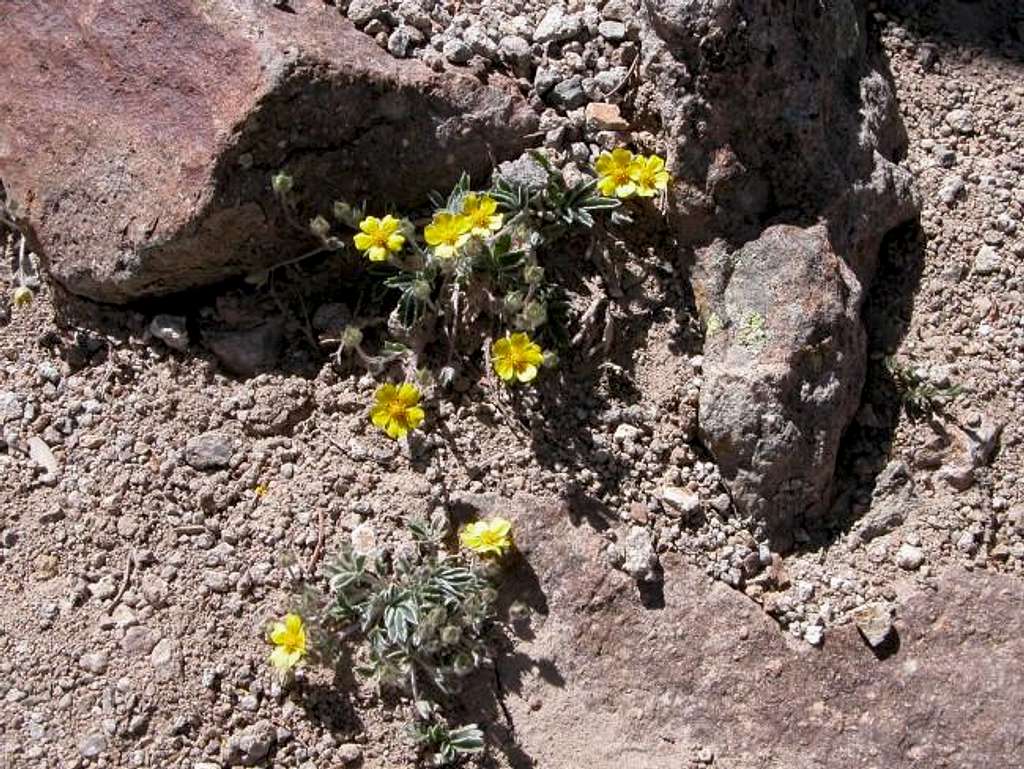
[585,102,630,131]
[0,0,537,302]
[465,495,1024,768]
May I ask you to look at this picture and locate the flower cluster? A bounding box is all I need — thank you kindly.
[353,193,504,264]
[594,148,671,199]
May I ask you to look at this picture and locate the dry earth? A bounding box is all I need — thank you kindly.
[1,3,1023,769]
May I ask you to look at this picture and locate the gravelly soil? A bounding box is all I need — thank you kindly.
[0,5,1022,769]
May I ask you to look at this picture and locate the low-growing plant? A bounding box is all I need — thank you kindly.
[883,356,963,419]
[269,146,670,439]
[274,513,515,765]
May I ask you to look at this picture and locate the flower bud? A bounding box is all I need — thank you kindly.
[309,215,331,240]
[271,171,294,196]
[12,286,33,307]
[440,625,462,645]
[520,300,547,330]
[542,350,559,369]
[523,263,545,286]
[411,279,433,302]
[508,600,531,621]
[340,325,363,350]
[503,291,524,314]
[452,653,476,677]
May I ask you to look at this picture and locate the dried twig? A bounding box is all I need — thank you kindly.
[110,550,136,607]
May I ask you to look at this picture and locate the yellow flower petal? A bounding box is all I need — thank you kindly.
[516,364,538,383]
[353,232,373,250]
[386,233,405,251]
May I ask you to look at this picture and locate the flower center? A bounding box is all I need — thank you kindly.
[613,165,632,183]
[388,402,407,421]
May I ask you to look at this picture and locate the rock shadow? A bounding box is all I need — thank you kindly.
[878,0,1024,59]
[827,219,927,545]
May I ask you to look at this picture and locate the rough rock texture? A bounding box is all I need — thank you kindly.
[0,0,537,303]
[695,225,868,535]
[472,494,1024,768]
[639,0,918,531]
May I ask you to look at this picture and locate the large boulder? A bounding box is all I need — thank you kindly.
[639,0,917,532]
[0,0,537,303]
[465,494,1024,768]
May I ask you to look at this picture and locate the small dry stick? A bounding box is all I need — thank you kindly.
[307,505,326,574]
[110,550,136,607]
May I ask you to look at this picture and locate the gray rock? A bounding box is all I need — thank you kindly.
[185,432,233,470]
[78,732,107,759]
[945,108,974,134]
[79,651,109,675]
[535,6,584,44]
[652,0,916,535]
[499,35,533,77]
[622,526,659,582]
[496,154,550,192]
[464,25,498,59]
[224,719,276,767]
[442,38,472,64]
[204,321,284,377]
[346,0,385,27]
[804,624,824,646]
[549,76,587,110]
[598,20,627,41]
[121,625,158,655]
[896,543,925,571]
[661,486,701,517]
[696,226,868,533]
[973,245,1001,275]
[149,314,189,351]
[387,25,414,58]
[851,602,893,648]
[338,743,363,765]
[0,391,24,423]
[150,638,183,681]
[938,174,965,204]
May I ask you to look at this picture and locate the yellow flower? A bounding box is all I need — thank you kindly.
[254,483,269,499]
[594,147,637,198]
[268,613,307,673]
[461,193,503,237]
[491,332,544,383]
[424,212,471,258]
[353,215,405,262]
[630,154,671,197]
[459,518,513,556]
[12,286,33,307]
[369,382,426,439]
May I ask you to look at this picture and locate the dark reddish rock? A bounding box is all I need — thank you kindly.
[461,494,1024,768]
[0,0,537,303]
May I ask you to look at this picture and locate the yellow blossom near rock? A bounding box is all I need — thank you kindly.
[254,483,269,498]
[353,215,405,262]
[424,211,472,258]
[459,517,513,556]
[461,192,503,237]
[268,613,307,673]
[12,286,33,307]
[491,332,544,383]
[369,382,426,439]
[594,147,637,198]
[630,154,671,197]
